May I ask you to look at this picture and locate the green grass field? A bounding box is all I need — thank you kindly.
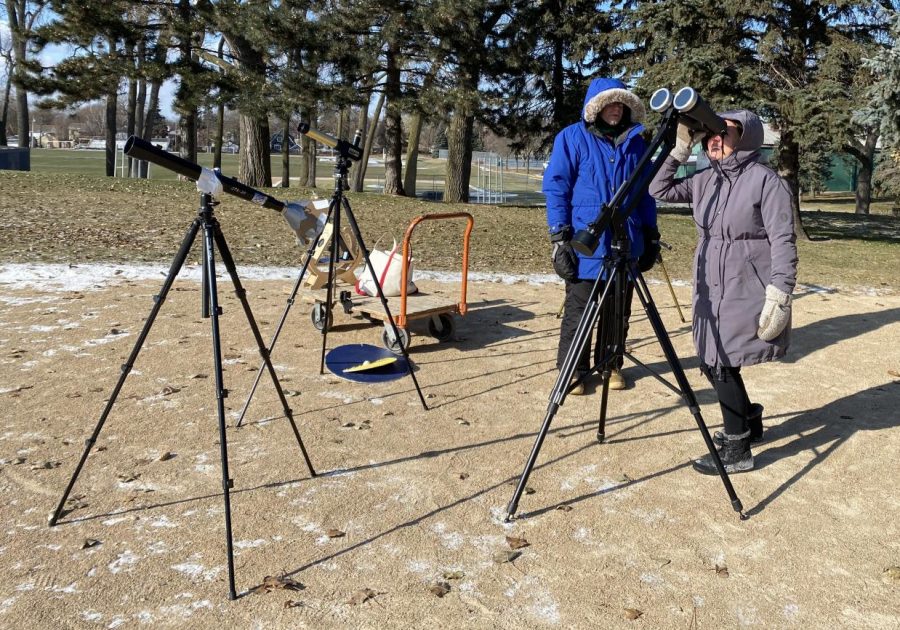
[26,148,547,205]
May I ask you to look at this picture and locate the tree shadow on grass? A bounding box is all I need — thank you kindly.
[801,209,900,244]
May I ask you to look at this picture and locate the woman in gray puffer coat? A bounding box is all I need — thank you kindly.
[649,110,798,475]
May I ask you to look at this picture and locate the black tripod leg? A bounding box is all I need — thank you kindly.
[596,263,629,443]
[236,205,334,427]
[317,197,342,375]
[213,226,316,477]
[201,221,239,600]
[505,278,612,521]
[49,218,201,526]
[339,196,430,410]
[630,269,745,517]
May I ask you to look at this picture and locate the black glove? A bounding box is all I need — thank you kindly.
[637,226,661,273]
[550,227,578,282]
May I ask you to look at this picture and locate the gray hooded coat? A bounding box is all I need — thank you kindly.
[649,110,798,369]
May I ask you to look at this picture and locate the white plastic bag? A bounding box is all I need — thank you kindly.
[355,241,417,297]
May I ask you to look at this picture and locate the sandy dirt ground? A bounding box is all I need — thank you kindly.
[0,269,898,629]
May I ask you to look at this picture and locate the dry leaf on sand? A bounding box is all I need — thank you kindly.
[347,588,378,605]
[252,574,305,594]
[505,535,530,550]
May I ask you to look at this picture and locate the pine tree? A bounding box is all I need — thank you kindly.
[32,0,144,175]
[856,6,900,209]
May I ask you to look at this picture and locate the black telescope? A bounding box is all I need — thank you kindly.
[297,123,363,161]
[673,87,726,135]
[123,136,286,212]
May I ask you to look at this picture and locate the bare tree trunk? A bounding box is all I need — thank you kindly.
[355,90,385,192]
[337,106,349,140]
[280,112,290,188]
[848,129,879,215]
[0,58,11,146]
[444,110,474,203]
[213,37,226,170]
[350,103,369,192]
[307,137,317,189]
[383,45,405,195]
[213,100,224,169]
[8,0,30,151]
[125,57,137,177]
[775,129,810,241]
[132,53,146,177]
[105,91,118,177]
[238,114,271,187]
[182,112,197,162]
[403,112,423,197]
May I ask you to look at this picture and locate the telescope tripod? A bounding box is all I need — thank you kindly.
[237,150,428,426]
[505,237,745,521]
[49,193,316,600]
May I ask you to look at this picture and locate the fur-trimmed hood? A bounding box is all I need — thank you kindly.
[582,77,646,125]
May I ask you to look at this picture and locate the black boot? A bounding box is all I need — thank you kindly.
[693,431,754,475]
[713,403,764,447]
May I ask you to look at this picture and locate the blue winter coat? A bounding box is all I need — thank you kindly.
[544,77,658,280]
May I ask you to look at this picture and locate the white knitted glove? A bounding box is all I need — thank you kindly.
[757,285,791,341]
[670,122,704,163]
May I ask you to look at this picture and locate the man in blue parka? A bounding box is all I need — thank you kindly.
[544,77,658,394]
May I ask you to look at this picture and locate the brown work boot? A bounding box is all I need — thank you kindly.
[569,377,585,395]
[608,369,626,390]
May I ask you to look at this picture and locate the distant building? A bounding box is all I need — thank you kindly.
[271,130,300,154]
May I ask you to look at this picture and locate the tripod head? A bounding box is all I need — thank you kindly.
[571,86,716,256]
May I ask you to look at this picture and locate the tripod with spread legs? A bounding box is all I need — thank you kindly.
[505,97,746,522]
[236,124,427,426]
[49,178,317,599]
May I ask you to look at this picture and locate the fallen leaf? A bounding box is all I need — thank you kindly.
[458,473,469,480]
[624,608,643,620]
[442,570,465,580]
[556,504,573,512]
[284,390,302,397]
[428,582,450,597]
[30,461,60,471]
[117,472,140,483]
[493,550,521,564]
[81,538,101,549]
[524,487,536,495]
[888,369,899,378]
[616,473,633,484]
[283,600,303,609]
[506,536,530,550]
[715,564,729,578]
[188,373,208,379]
[252,574,305,594]
[157,452,175,462]
[326,529,345,538]
[347,588,377,605]
[650,556,671,568]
